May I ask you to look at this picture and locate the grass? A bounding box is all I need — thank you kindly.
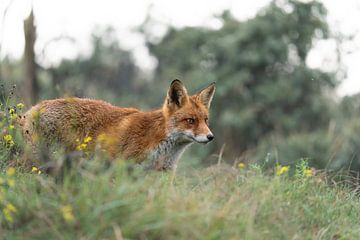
[1,159,360,239]
[1,95,360,239]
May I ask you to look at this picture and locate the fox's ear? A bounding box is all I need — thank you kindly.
[196,82,216,109]
[165,79,189,110]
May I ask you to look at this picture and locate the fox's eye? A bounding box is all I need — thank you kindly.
[205,118,209,125]
[186,118,195,124]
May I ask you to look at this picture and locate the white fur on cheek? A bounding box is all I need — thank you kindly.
[183,130,196,141]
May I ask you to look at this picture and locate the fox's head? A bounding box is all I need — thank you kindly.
[163,79,216,144]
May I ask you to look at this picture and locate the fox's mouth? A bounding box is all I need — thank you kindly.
[196,139,210,144]
[186,135,210,144]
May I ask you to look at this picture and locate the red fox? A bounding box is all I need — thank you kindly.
[20,80,215,170]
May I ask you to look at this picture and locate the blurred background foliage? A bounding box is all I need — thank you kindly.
[1,0,360,171]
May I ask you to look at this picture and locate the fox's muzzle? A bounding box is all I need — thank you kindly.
[193,132,214,144]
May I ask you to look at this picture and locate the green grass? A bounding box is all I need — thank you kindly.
[1,159,360,239]
[0,97,359,239]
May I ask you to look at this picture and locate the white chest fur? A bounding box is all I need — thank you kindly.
[145,133,193,171]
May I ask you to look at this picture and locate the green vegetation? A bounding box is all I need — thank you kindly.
[1,94,359,239]
[1,159,360,239]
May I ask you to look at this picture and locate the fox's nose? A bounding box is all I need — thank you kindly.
[207,134,214,141]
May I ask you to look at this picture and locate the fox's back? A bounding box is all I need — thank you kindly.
[21,98,139,149]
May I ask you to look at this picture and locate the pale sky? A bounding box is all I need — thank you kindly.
[0,0,359,96]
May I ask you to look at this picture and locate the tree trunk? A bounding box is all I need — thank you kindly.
[23,9,38,105]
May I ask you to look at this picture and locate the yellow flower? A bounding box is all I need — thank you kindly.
[6,167,15,177]
[97,134,107,142]
[9,125,15,129]
[10,113,17,119]
[61,205,75,223]
[31,166,42,175]
[75,137,92,151]
[6,203,17,213]
[3,134,13,142]
[276,166,289,175]
[3,208,13,223]
[7,179,15,187]
[9,108,17,119]
[16,103,24,109]
[84,136,92,143]
[3,203,17,223]
[3,134,15,146]
[304,169,313,177]
[76,143,87,151]
[238,163,246,170]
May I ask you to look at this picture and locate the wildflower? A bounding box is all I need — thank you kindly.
[84,136,92,143]
[3,135,12,142]
[238,163,246,170]
[6,167,15,177]
[276,166,289,175]
[97,134,115,145]
[76,143,87,151]
[61,205,75,223]
[10,113,17,119]
[3,203,17,223]
[16,103,24,109]
[3,134,15,147]
[304,168,314,177]
[6,203,17,213]
[9,125,15,130]
[97,134,106,142]
[3,209,13,222]
[7,179,15,187]
[31,166,42,175]
[75,137,92,151]
[9,108,17,119]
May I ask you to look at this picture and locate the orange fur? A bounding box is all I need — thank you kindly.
[20,80,216,170]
